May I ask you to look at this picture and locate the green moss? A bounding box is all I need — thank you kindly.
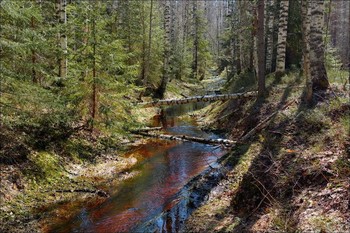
[26,151,63,182]
[63,138,94,162]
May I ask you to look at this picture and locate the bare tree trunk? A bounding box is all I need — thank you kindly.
[91,17,97,132]
[310,0,329,91]
[154,0,171,99]
[302,0,313,105]
[81,18,89,81]
[238,0,246,71]
[140,3,147,85]
[57,0,67,79]
[276,0,289,76]
[145,0,153,87]
[265,0,275,73]
[257,0,265,98]
[31,16,37,84]
[192,1,199,80]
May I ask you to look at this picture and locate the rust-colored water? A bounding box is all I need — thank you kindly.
[51,107,225,233]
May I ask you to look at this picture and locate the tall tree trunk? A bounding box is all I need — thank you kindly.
[238,0,246,71]
[154,0,171,99]
[253,4,258,76]
[257,0,265,98]
[275,0,289,76]
[145,0,153,87]
[91,17,97,131]
[192,1,199,80]
[31,16,37,84]
[265,0,275,73]
[310,0,329,91]
[81,18,89,81]
[57,0,67,79]
[140,3,147,86]
[302,0,313,105]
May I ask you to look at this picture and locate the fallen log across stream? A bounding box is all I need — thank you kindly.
[54,189,109,197]
[134,100,296,147]
[135,131,236,147]
[139,91,257,108]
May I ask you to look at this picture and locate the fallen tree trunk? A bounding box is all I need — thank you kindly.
[130,127,162,133]
[139,91,257,108]
[54,188,109,197]
[135,132,236,147]
[238,100,296,142]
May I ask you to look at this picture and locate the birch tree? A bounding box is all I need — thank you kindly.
[302,0,313,104]
[275,0,289,76]
[265,0,275,73]
[310,0,329,90]
[57,0,67,80]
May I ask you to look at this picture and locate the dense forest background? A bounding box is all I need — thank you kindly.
[0,0,349,232]
[1,0,349,152]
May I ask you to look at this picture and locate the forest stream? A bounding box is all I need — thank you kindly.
[50,103,227,233]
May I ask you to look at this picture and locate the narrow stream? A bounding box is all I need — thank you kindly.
[53,103,226,232]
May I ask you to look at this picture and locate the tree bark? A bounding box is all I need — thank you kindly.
[192,1,199,80]
[276,0,289,75]
[302,0,313,105]
[57,0,67,79]
[135,132,236,147]
[310,0,329,91]
[265,0,275,73]
[154,0,171,99]
[145,0,153,87]
[257,0,265,98]
[91,16,97,132]
[140,91,257,108]
[31,16,37,84]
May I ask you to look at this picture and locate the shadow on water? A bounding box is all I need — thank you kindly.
[50,102,227,233]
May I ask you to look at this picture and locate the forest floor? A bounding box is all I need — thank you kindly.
[1,71,348,233]
[0,79,197,233]
[184,71,350,232]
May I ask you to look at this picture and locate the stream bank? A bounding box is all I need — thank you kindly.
[182,72,350,232]
[0,77,224,233]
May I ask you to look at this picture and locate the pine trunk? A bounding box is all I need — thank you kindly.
[154,0,171,99]
[276,0,289,75]
[91,17,97,131]
[257,0,265,98]
[145,0,153,86]
[192,1,199,80]
[31,16,37,84]
[57,0,67,79]
[310,0,329,91]
[238,0,246,71]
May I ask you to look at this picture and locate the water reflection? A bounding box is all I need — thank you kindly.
[53,103,225,233]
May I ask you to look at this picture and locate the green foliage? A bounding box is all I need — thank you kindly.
[1,76,75,150]
[0,0,148,152]
[26,151,63,182]
[296,109,331,133]
[325,47,349,84]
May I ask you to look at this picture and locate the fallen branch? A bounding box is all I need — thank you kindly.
[135,131,236,147]
[54,188,109,197]
[130,127,162,133]
[238,100,296,143]
[139,91,257,108]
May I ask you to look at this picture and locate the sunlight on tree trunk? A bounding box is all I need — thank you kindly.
[276,0,289,76]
